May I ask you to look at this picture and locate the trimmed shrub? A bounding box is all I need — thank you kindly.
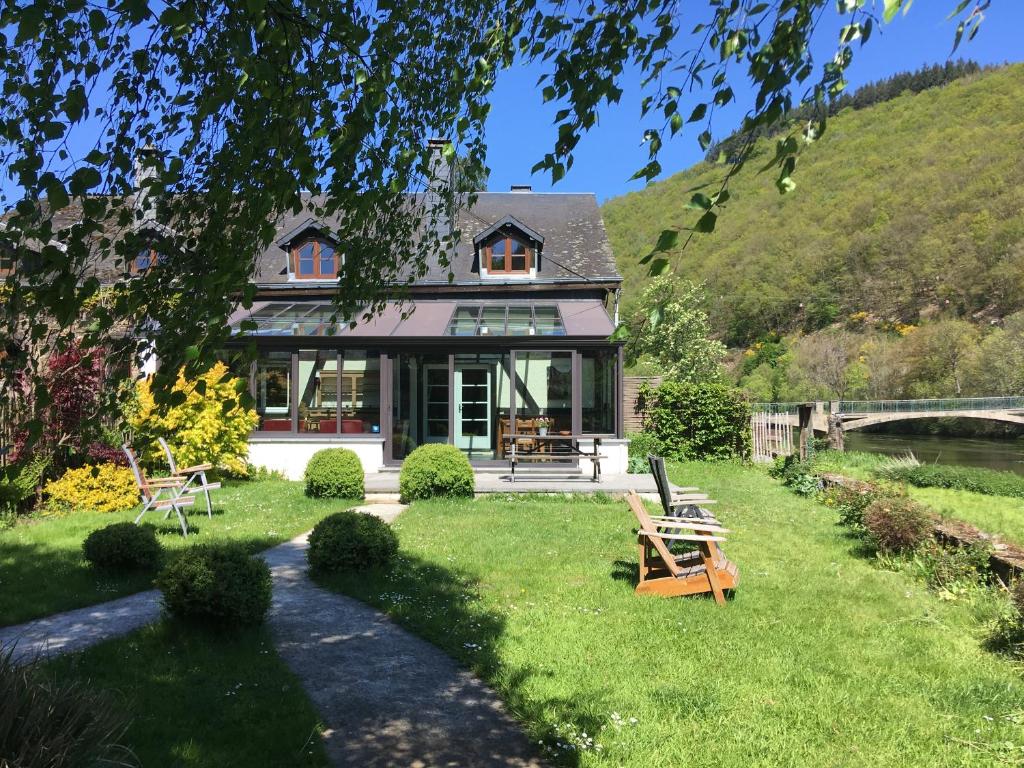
[307,510,399,573]
[156,544,272,627]
[43,463,138,514]
[877,462,1024,499]
[641,380,750,461]
[398,444,474,502]
[131,362,258,477]
[304,448,365,499]
[83,522,162,571]
[0,644,135,768]
[862,496,934,554]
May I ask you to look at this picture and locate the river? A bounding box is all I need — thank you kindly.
[844,432,1024,475]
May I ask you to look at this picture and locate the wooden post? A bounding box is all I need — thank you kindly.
[798,403,813,461]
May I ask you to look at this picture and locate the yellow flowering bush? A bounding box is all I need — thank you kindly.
[131,362,258,477]
[44,464,138,514]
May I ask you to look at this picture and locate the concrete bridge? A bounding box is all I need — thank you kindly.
[752,397,1024,455]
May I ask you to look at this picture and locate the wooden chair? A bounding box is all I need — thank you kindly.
[158,437,221,517]
[123,445,194,536]
[626,490,738,605]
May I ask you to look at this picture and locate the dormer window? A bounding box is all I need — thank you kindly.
[133,248,167,273]
[485,235,531,275]
[292,238,337,280]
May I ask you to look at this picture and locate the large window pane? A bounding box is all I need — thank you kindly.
[256,351,291,431]
[581,350,616,434]
[298,350,338,433]
[513,351,572,436]
[392,353,449,460]
[340,351,381,434]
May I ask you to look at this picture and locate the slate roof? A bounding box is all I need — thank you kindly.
[6,191,621,289]
[253,192,621,287]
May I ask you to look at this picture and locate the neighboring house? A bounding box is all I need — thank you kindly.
[2,146,628,477]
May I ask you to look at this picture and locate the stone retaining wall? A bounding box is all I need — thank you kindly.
[819,472,1024,584]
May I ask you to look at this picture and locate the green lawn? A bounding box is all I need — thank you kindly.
[909,486,1024,547]
[0,479,351,626]
[317,462,1024,767]
[44,621,329,768]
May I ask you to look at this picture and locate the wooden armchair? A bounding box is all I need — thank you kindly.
[626,490,738,605]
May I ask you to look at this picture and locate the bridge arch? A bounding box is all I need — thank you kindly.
[840,411,1024,431]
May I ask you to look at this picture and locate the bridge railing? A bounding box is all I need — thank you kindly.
[750,402,802,414]
[838,396,1024,414]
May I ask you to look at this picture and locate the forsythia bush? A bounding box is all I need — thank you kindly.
[44,464,138,513]
[131,362,258,476]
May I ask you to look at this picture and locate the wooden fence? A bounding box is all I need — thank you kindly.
[622,376,662,434]
[750,410,794,462]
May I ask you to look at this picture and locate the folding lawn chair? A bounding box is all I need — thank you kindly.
[648,454,719,522]
[158,437,221,517]
[123,444,194,536]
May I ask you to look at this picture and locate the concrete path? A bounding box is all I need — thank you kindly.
[1,503,546,767]
[267,530,545,768]
[0,589,161,662]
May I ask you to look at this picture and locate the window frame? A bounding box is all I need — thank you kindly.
[132,248,165,274]
[484,235,532,275]
[291,238,339,280]
[0,248,14,277]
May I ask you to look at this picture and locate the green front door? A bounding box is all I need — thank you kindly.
[455,364,492,456]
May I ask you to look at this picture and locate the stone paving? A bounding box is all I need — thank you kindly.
[0,589,161,663]
[267,531,545,767]
[0,502,547,767]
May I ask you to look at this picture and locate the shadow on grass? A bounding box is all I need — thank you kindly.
[316,553,610,766]
[43,620,328,768]
[0,528,287,629]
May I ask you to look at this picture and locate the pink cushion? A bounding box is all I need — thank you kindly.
[261,419,292,431]
[341,419,363,434]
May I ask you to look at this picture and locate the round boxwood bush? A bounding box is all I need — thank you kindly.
[156,543,272,626]
[398,444,474,502]
[862,496,934,554]
[307,510,398,574]
[82,522,162,571]
[304,448,365,499]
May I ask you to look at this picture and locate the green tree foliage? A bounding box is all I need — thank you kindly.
[0,0,985,442]
[706,59,985,163]
[605,64,1024,347]
[625,276,725,383]
[640,380,750,460]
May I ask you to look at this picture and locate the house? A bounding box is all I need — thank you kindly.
[2,145,628,478]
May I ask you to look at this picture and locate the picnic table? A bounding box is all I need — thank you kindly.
[502,434,605,482]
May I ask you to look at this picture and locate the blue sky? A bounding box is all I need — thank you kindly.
[483,2,1024,202]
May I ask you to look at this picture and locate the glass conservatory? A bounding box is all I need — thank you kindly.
[228,299,624,466]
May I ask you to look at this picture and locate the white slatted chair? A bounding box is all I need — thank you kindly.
[158,437,221,517]
[122,445,193,536]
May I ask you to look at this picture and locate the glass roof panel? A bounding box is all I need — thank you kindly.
[442,304,567,337]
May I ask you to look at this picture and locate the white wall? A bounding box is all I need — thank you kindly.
[248,437,384,480]
[578,438,629,476]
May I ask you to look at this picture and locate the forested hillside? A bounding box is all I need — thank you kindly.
[604,63,1024,347]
